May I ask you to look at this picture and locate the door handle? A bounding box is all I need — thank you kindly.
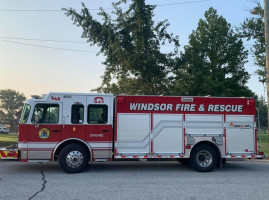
[53,130,60,133]
[102,130,109,133]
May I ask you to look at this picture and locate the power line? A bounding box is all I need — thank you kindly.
[0,36,256,48]
[0,0,211,12]
[0,8,102,12]
[0,36,87,44]
[0,36,178,46]
[0,39,98,53]
[0,9,61,12]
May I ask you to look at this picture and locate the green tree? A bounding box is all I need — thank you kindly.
[64,0,179,95]
[173,7,253,97]
[239,1,265,85]
[256,96,268,129]
[0,89,26,124]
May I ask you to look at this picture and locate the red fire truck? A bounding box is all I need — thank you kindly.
[0,93,265,173]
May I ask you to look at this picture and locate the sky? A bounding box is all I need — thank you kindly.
[0,0,265,98]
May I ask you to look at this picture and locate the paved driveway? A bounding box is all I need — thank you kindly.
[0,160,268,200]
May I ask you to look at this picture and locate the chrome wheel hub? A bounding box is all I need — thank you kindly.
[66,151,83,168]
[196,150,212,167]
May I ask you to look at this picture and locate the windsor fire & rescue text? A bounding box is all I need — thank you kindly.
[129,103,243,112]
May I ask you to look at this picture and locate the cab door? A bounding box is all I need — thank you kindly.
[61,95,86,141]
[85,95,113,159]
[28,102,62,160]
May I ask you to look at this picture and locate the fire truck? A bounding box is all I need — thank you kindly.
[0,92,265,173]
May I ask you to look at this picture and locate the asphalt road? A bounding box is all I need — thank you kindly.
[0,160,268,200]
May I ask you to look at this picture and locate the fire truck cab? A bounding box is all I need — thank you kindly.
[19,93,113,172]
[14,92,264,173]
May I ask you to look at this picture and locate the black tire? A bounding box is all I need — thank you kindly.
[190,144,218,172]
[59,143,90,173]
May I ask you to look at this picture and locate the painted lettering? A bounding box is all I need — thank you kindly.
[167,104,173,111]
[207,104,244,112]
[130,103,139,110]
[154,104,160,111]
[208,105,214,112]
[238,105,243,112]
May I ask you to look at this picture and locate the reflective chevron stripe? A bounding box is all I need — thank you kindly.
[0,149,18,159]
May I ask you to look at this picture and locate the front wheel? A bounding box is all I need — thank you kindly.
[59,143,90,173]
[190,144,218,172]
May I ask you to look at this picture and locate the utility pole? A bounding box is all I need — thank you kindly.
[264,0,269,133]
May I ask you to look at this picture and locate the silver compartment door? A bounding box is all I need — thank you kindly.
[226,115,255,154]
[153,114,183,155]
[185,114,224,136]
[117,114,150,155]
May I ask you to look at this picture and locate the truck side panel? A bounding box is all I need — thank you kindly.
[153,114,183,154]
[226,115,255,154]
[117,114,150,155]
[185,114,224,135]
[115,95,257,159]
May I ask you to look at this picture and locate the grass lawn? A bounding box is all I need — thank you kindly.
[0,133,18,148]
[258,133,269,158]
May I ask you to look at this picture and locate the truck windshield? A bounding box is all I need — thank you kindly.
[20,104,31,124]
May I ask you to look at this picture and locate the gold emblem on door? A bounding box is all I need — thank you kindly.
[39,128,50,139]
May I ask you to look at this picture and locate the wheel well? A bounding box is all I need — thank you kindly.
[53,139,91,161]
[191,141,221,161]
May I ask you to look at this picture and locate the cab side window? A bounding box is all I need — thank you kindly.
[71,104,84,124]
[31,104,59,124]
[87,105,108,124]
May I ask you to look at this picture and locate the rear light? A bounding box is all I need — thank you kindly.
[186,145,191,149]
[247,100,255,106]
[258,152,264,155]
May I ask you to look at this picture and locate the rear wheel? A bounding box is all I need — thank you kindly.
[190,144,218,172]
[59,143,90,173]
